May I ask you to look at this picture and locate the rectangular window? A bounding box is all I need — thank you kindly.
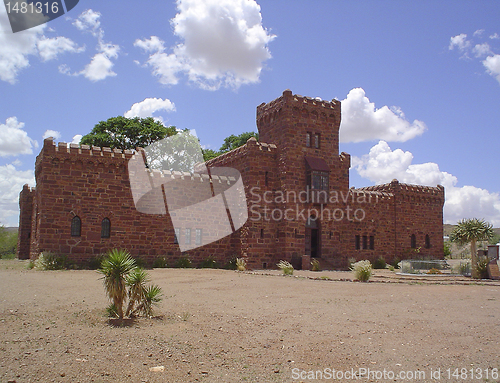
[314,133,320,149]
[310,171,329,191]
[369,236,375,250]
[306,132,311,147]
[355,235,360,250]
[362,235,368,250]
[195,228,202,246]
[174,228,180,244]
[185,228,191,245]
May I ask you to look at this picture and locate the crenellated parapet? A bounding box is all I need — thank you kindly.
[357,179,445,205]
[256,89,341,127]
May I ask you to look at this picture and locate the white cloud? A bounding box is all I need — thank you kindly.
[0,117,38,156]
[473,29,485,37]
[0,163,35,227]
[43,130,61,140]
[490,33,500,40]
[124,98,176,120]
[449,33,470,52]
[135,0,275,90]
[483,54,500,84]
[72,135,82,144]
[352,141,500,226]
[73,9,101,37]
[472,43,492,57]
[339,88,426,143]
[0,6,83,83]
[62,9,120,82]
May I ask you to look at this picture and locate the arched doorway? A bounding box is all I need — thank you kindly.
[305,215,320,258]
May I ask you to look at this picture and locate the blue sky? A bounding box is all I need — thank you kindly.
[1,0,500,227]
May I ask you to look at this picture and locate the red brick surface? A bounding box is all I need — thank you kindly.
[18,90,444,269]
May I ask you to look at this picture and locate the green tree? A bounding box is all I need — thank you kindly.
[81,116,177,151]
[0,226,17,259]
[202,148,220,162]
[219,132,258,153]
[449,218,494,278]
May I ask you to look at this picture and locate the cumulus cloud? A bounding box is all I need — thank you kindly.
[352,141,500,226]
[42,130,61,140]
[449,31,500,85]
[339,88,426,143]
[72,135,82,144]
[135,0,275,90]
[0,117,38,156]
[62,9,120,81]
[0,164,35,227]
[483,54,500,84]
[124,98,176,121]
[0,6,83,83]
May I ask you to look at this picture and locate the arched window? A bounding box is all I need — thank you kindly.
[410,234,417,249]
[71,216,81,237]
[425,234,431,249]
[101,218,111,238]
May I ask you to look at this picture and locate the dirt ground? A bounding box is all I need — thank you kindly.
[1,260,499,383]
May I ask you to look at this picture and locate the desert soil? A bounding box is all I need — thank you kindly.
[1,260,499,383]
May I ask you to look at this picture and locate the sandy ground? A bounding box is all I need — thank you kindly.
[1,260,499,383]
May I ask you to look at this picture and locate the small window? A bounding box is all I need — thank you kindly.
[174,228,180,244]
[101,218,111,238]
[265,171,269,187]
[314,133,320,149]
[185,228,191,245]
[195,229,202,246]
[369,236,375,250]
[310,171,329,191]
[71,216,81,237]
[362,235,368,250]
[411,234,417,249]
[425,234,431,249]
[306,132,311,147]
[260,228,264,238]
[355,235,360,250]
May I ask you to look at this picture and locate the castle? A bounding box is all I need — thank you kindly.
[17,90,445,269]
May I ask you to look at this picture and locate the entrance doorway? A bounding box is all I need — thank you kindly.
[305,216,320,258]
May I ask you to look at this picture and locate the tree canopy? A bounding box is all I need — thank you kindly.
[203,131,258,161]
[80,116,177,151]
[450,218,494,278]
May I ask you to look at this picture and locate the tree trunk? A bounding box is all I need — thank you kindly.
[471,239,479,279]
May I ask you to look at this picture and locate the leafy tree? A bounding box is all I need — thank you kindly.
[202,148,220,162]
[80,116,177,151]
[219,132,258,153]
[449,218,494,278]
[0,226,17,259]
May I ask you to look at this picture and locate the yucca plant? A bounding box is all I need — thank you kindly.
[236,257,247,271]
[277,260,294,275]
[125,267,149,317]
[98,249,136,319]
[135,284,163,318]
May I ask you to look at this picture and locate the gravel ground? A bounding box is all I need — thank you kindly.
[1,260,499,383]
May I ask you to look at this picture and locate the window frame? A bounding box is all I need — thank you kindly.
[101,217,111,239]
[71,216,81,237]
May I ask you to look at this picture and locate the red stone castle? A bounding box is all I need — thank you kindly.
[17,90,445,269]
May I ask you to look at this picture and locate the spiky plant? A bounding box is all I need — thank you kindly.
[135,284,163,318]
[277,260,294,275]
[125,267,149,317]
[98,249,136,319]
[236,257,246,271]
[449,218,494,278]
[351,260,372,282]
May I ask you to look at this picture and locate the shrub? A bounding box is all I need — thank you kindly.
[236,258,247,271]
[452,260,471,276]
[175,257,192,268]
[310,258,321,271]
[350,260,372,282]
[388,265,395,272]
[475,256,490,279]
[199,257,218,269]
[277,260,294,275]
[153,256,167,268]
[391,257,401,269]
[373,257,386,269]
[34,252,67,270]
[224,257,238,270]
[347,257,356,269]
[87,254,105,270]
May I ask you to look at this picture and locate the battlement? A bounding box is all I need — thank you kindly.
[357,179,445,201]
[40,137,135,160]
[256,89,341,122]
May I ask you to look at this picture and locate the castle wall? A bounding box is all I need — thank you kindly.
[18,90,445,270]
